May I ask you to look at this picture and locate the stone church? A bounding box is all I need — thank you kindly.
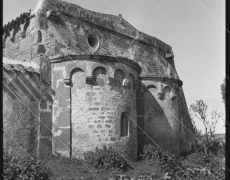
[3,0,196,160]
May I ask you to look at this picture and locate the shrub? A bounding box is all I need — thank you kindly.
[141,144,181,166]
[3,151,52,180]
[192,138,223,156]
[141,144,188,178]
[84,146,131,172]
[206,139,223,156]
[47,152,89,174]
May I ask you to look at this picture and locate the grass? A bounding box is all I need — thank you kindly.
[3,144,225,180]
[42,150,225,180]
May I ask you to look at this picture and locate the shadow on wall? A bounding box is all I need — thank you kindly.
[3,91,39,157]
[138,84,179,155]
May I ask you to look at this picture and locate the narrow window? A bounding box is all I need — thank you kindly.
[163,86,171,99]
[147,85,157,93]
[92,67,106,86]
[114,69,125,82]
[121,112,128,137]
[129,73,135,90]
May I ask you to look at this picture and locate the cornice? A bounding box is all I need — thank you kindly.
[139,76,183,87]
[49,54,142,75]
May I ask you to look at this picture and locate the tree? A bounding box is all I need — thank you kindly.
[220,78,226,126]
[189,109,202,141]
[190,100,223,156]
[220,78,225,105]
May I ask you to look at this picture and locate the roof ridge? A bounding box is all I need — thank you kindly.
[3,11,33,34]
[3,57,40,72]
[39,0,172,53]
[3,63,38,73]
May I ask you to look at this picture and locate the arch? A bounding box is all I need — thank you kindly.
[163,86,171,99]
[10,27,21,42]
[128,73,135,90]
[114,69,125,82]
[92,67,106,86]
[70,68,85,87]
[146,85,157,94]
[175,88,180,96]
[147,85,157,89]
[121,112,129,137]
[70,68,84,77]
[23,21,30,33]
[3,32,10,47]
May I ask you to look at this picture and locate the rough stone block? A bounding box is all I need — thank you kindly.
[105,120,113,123]
[40,112,52,137]
[89,107,99,111]
[110,137,117,141]
[108,130,113,134]
[93,102,100,106]
[88,124,94,128]
[39,138,52,159]
[97,125,102,128]
[92,130,99,133]
[101,106,110,111]
[105,124,111,128]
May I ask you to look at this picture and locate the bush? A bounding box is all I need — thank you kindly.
[141,144,181,167]
[84,146,131,172]
[140,144,225,179]
[206,139,223,156]
[192,138,223,156]
[141,144,188,178]
[3,152,52,180]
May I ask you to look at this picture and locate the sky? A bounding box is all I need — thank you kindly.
[3,0,225,134]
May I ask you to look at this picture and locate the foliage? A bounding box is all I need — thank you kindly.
[141,144,225,180]
[220,78,225,105]
[47,152,88,173]
[4,145,224,180]
[44,152,112,180]
[141,144,188,178]
[84,146,131,172]
[190,99,223,156]
[3,151,52,180]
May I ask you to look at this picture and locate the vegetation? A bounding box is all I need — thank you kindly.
[84,146,131,172]
[220,78,226,126]
[3,141,225,180]
[3,98,225,179]
[220,78,225,105]
[190,99,224,156]
[3,151,52,180]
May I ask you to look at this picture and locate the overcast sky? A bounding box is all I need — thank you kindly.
[3,0,225,134]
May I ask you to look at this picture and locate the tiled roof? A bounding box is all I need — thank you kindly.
[3,57,40,71]
[34,0,173,53]
[3,63,37,73]
[3,11,34,34]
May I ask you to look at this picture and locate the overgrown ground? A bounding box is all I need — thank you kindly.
[3,144,225,180]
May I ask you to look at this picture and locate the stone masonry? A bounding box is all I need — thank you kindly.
[3,0,196,160]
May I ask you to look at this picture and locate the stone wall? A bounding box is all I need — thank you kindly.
[3,61,53,159]
[138,78,196,155]
[141,79,181,155]
[2,0,196,160]
[3,64,40,157]
[178,89,197,153]
[51,56,138,160]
